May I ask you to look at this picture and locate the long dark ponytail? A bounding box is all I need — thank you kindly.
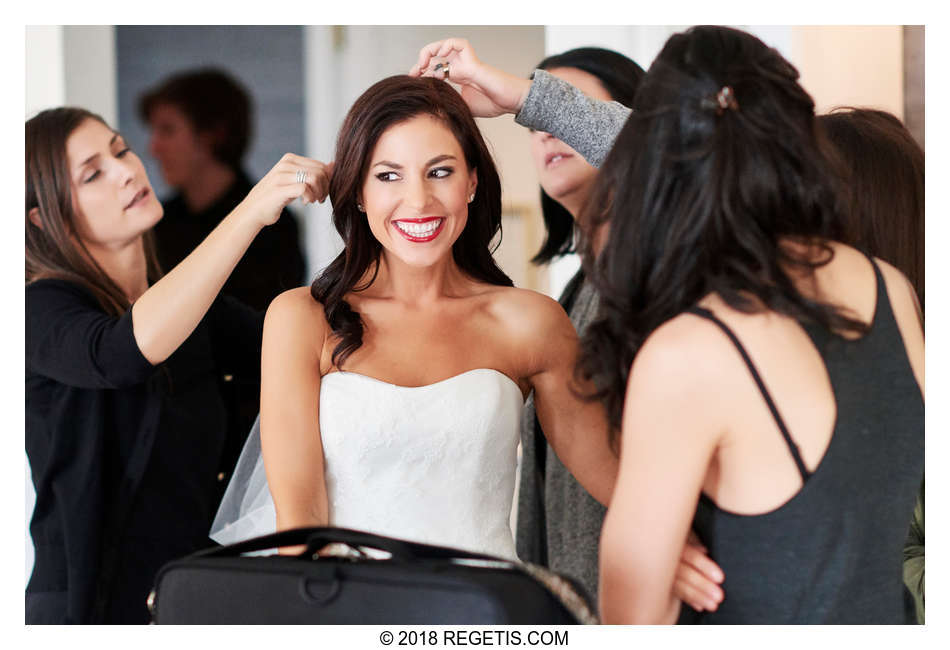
[577,26,868,445]
[311,75,512,368]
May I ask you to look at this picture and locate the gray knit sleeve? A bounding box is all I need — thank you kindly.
[514,69,633,168]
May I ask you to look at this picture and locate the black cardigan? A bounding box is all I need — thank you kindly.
[25,279,264,623]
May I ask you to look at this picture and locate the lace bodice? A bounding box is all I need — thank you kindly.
[211,368,523,559]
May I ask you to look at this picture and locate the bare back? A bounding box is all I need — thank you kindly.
[693,242,924,514]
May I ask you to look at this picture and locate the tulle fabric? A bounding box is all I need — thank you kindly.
[209,415,277,546]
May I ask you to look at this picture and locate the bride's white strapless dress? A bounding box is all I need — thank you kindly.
[210,368,523,559]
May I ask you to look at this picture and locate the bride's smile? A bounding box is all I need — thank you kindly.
[391,216,445,241]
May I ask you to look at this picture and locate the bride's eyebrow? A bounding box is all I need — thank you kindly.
[426,154,456,166]
[370,154,458,170]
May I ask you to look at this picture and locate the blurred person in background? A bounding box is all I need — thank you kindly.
[140,68,306,311]
[140,69,307,495]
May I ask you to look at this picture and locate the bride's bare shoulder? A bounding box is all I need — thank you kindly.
[264,287,330,336]
[484,285,573,339]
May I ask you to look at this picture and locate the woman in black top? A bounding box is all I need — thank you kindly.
[411,26,924,623]
[25,107,329,624]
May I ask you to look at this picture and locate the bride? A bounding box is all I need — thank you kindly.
[211,74,616,559]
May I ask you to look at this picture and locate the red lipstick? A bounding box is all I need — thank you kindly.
[392,217,446,243]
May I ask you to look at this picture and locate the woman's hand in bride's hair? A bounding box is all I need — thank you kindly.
[235,154,334,228]
[409,37,531,118]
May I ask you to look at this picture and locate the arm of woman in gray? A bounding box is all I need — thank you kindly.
[410,41,630,168]
[515,69,632,168]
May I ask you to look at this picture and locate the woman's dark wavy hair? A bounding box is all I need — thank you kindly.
[532,48,646,264]
[576,26,868,447]
[818,108,924,311]
[312,75,512,368]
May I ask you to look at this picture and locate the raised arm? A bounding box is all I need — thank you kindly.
[131,155,330,365]
[259,288,331,552]
[516,70,631,168]
[410,38,630,167]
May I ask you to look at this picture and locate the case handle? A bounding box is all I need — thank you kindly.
[194,526,505,563]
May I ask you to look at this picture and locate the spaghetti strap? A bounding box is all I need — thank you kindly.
[860,250,887,328]
[687,306,811,483]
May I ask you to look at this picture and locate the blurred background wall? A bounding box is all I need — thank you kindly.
[24,24,925,583]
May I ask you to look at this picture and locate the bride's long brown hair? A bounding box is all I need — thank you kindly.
[26,107,163,316]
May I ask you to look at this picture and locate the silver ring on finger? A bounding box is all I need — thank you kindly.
[295,170,309,184]
[434,61,449,80]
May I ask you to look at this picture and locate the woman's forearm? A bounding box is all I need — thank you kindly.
[130,153,329,365]
[515,69,632,168]
[131,206,262,364]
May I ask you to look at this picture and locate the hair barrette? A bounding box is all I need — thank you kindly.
[701,85,740,115]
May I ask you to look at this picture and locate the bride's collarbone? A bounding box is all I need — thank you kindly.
[322,325,524,390]
[338,340,513,386]
[321,291,540,390]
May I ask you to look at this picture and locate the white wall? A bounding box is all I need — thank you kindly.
[63,26,118,126]
[791,25,904,118]
[545,25,681,76]
[25,26,65,117]
[302,27,342,284]
[26,26,116,123]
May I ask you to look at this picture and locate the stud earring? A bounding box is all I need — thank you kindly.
[468,193,475,203]
[357,203,365,212]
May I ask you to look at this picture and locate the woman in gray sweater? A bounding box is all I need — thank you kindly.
[517,46,644,605]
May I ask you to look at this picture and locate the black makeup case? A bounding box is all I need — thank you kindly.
[149,526,596,624]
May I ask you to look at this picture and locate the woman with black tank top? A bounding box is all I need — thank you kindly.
[576,28,926,624]
[411,26,924,623]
